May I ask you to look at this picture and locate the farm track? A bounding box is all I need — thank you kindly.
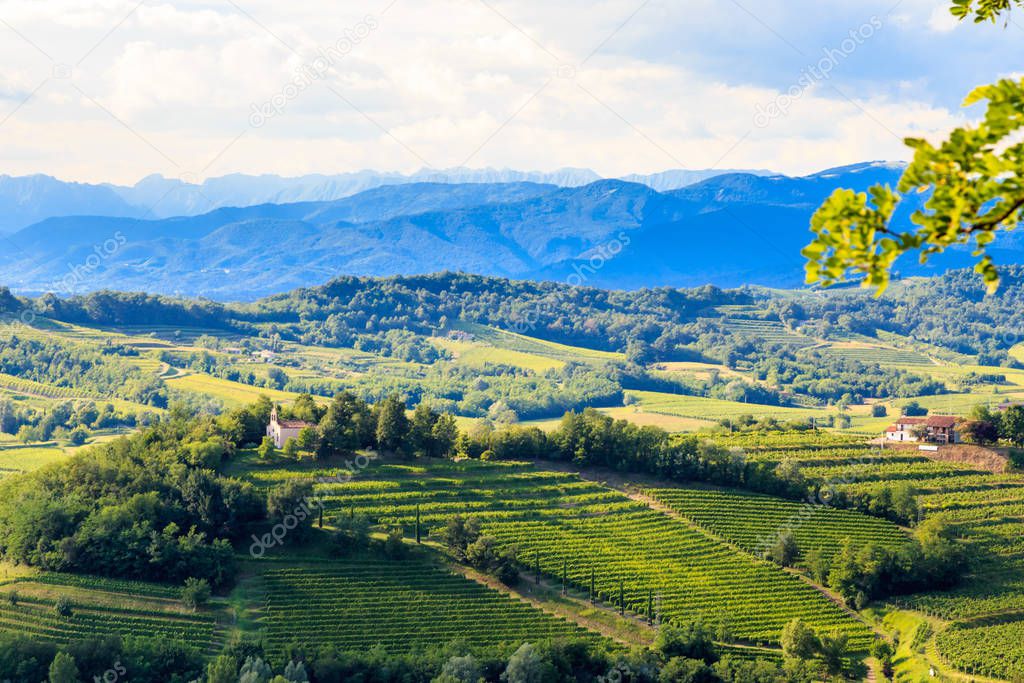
[534,459,884,633]
[449,558,654,646]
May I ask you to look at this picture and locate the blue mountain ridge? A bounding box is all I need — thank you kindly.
[0,161,988,300]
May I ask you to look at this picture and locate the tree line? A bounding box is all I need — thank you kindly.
[2,618,859,683]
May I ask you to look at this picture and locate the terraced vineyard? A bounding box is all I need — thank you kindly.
[257,457,876,650]
[646,487,908,560]
[0,573,218,651]
[934,618,1024,679]
[261,558,598,659]
[711,433,1024,679]
[815,343,934,367]
[166,371,301,406]
[706,314,815,348]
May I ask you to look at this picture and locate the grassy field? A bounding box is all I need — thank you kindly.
[0,430,126,478]
[166,372,301,407]
[523,406,712,432]
[0,442,70,476]
[452,322,624,363]
[434,336,565,372]
[652,361,751,383]
[627,390,829,422]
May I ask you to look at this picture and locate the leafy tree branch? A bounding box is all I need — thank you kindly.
[803,2,1024,294]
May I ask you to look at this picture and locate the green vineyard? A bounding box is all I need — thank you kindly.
[260,558,598,660]
[710,433,1024,678]
[934,618,1024,679]
[0,372,105,399]
[19,571,183,600]
[0,572,220,652]
[294,458,875,650]
[646,487,908,559]
[814,344,934,367]
[706,316,815,348]
[0,593,216,651]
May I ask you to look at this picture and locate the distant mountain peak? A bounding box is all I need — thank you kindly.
[0,163,944,301]
[0,162,907,235]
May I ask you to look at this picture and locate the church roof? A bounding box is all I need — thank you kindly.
[276,418,313,429]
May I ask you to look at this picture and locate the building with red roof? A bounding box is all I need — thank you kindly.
[267,406,314,448]
[885,415,959,444]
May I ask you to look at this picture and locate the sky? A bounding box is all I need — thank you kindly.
[0,0,1021,184]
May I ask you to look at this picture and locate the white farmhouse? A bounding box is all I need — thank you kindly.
[885,415,960,444]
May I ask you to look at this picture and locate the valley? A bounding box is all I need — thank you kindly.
[0,270,1023,680]
[4,0,1023,678]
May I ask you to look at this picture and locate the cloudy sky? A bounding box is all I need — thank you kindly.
[0,0,1021,184]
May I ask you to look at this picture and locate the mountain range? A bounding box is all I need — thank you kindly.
[0,166,771,235]
[2,160,1006,300]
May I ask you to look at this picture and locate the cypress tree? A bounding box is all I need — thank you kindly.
[647,589,653,625]
[318,507,323,529]
[590,567,595,604]
[561,558,567,595]
[619,579,624,615]
[535,552,541,585]
[415,504,421,543]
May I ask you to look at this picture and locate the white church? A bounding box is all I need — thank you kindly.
[266,406,314,448]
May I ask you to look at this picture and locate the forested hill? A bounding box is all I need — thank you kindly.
[7,267,1024,368]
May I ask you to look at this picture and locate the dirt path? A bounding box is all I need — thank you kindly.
[449,560,655,646]
[534,458,883,677]
[794,573,882,638]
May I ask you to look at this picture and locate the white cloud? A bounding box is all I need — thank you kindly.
[926,4,960,32]
[0,0,1016,183]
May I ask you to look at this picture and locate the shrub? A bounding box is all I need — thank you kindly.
[182,577,211,610]
[54,595,73,618]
